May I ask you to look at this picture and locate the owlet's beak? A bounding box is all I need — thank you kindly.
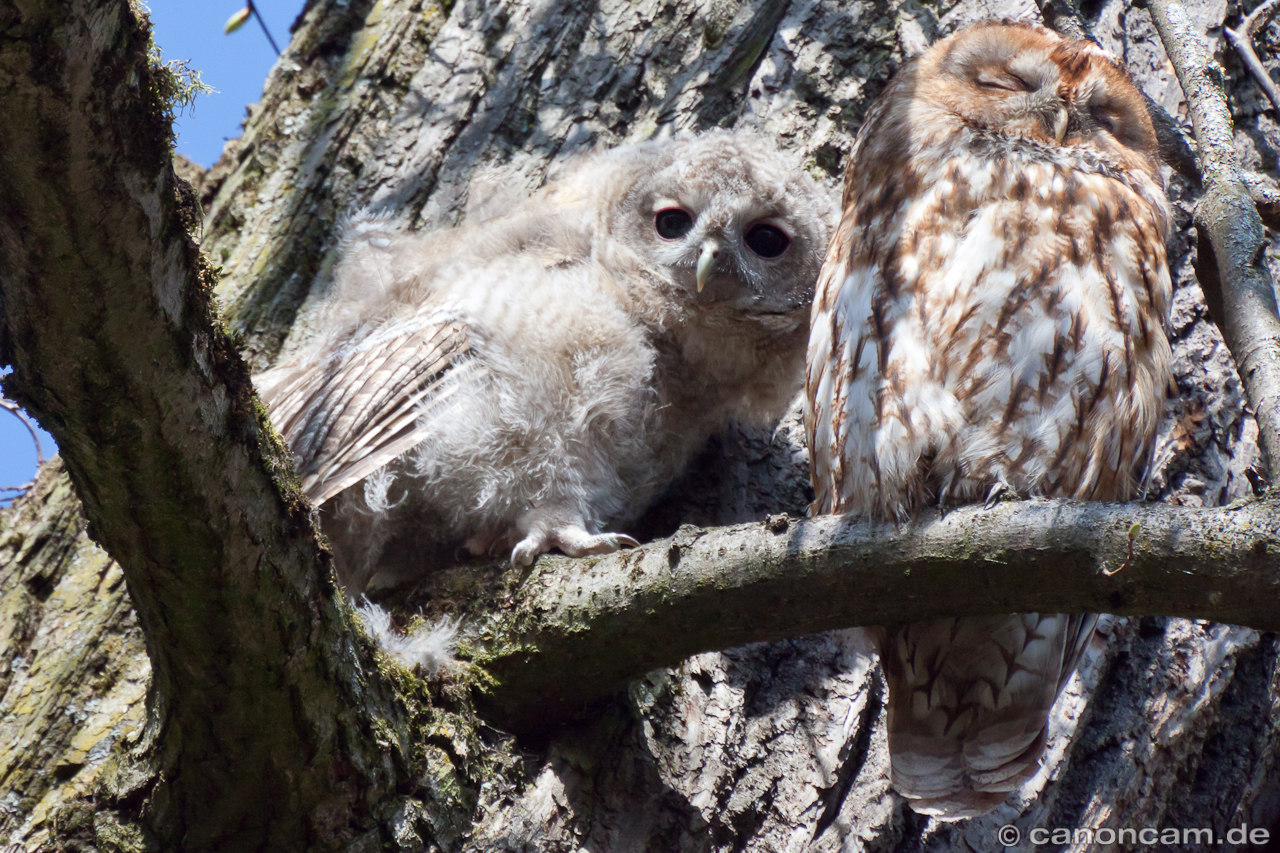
[696,240,721,293]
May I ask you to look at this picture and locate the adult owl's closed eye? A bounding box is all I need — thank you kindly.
[257,131,833,592]
[805,22,1172,816]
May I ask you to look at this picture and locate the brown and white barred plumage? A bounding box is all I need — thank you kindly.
[804,22,1172,816]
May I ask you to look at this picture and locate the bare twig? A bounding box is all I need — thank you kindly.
[1246,171,1280,230]
[1,395,47,487]
[1240,0,1280,36]
[246,1,281,56]
[1150,0,1280,478]
[3,340,48,506]
[1036,0,1090,41]
[1034,0,1200,182]
[0,481,35,503]
[1224,0,1280,117]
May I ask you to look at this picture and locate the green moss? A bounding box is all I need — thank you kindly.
[370,716,401,752]
[52,802,95,839]
[419,744,464,799]
[93,811,159,853]
[144,46,213,145]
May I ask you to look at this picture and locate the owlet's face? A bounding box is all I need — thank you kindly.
[617,133,832,318]
[918,22,1160,179]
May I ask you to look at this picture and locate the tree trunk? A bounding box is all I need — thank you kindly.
[3,0,1280,850]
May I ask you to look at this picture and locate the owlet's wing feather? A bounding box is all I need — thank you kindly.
[259,318,479,506]
[260,184,611,509]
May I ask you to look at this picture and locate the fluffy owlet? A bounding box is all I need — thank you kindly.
[258,131,833,591]
[804,22,1172,816]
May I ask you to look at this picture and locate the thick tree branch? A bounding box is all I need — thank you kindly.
[477,496,1280,733]
[0,1,413,848]
[1150,0,1280,477]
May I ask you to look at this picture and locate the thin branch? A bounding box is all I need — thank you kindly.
[0,481,35,502]
[246,0,281,57]
[475,497,1280,733]
[1,396,46,465]
[0,395,45,501]
[1241,0,1280,35]
[1036,0,1091,40]
[1150,0,1280,478]
[1246,170,1280,230]
[1224,0,1280,117]
[1035,0,1201,183]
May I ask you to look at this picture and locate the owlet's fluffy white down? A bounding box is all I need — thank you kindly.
[258,131,835,596]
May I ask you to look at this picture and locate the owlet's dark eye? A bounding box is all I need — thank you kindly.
[654,208,694,240]
[743,223,791,259]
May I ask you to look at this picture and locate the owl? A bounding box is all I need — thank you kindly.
[258,131,833,592]
[804,22,1172,816]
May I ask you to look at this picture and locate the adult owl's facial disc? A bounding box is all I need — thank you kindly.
[929,22,1159,173]
[940,31,1067,143]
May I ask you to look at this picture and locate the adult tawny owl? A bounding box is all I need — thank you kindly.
[805,22,1172,816]
[258,131,833,591]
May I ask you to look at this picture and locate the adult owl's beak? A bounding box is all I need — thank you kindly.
[1052,106,1069,142]
[696,241,720,293]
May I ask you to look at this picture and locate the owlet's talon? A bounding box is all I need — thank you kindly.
[510,538,545,568]
[550,527,641,558]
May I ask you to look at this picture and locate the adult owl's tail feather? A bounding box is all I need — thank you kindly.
[875,612,1096,818]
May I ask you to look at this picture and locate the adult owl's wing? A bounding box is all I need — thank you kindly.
[259,319,481,506]
[804,212,863,518]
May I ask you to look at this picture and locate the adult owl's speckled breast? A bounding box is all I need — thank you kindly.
[812,126,1173,521]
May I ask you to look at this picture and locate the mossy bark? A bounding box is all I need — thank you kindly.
[0,2,434,849]
[3,0,1280,850]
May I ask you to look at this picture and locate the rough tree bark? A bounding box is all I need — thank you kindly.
[3,0,1280,851]
[0,2,446,849]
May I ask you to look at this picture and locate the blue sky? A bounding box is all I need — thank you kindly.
[159,0,306,168]
[0,1,305,504]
